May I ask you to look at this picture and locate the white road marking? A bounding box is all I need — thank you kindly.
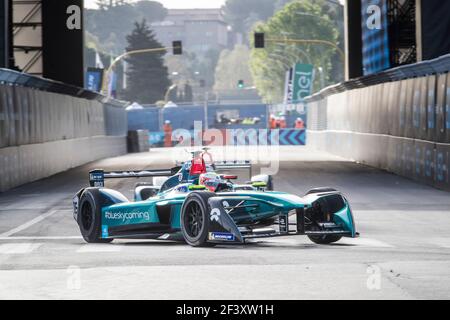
[0,236,82,241]
[258,238,394,248]
[339,237,394,248]
[0,243,42,254]
[0,210,59,237]
[76,244,122,253]
[426,238,450,249]
[260,238,301,245]
[253,236,394,248]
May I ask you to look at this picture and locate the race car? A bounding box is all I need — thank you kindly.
[72,150,357,247]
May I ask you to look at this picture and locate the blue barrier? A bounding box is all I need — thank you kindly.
[127,108,160,132]
[128,104,270,134]
[148,128,306,147]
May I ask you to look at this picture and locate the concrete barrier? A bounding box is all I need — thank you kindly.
[306,55,449,191]
[308,130,450,191]
[0,136,126,192]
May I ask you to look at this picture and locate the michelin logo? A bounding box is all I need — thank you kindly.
[105,211,150,222]
[208,232,235,241]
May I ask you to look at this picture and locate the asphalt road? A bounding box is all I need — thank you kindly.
[0,146,449,299]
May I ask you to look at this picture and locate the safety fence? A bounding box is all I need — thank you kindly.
[306,54,450,191]
[0,69,128,192]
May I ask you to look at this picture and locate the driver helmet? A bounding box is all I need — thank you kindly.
[199,172,222,192]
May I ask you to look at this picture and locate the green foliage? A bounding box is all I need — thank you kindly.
[214,45,254,91]
[123,20,171,104]
[85,1,167,54]
[164,49,220,93]
[190,49,221,89]
[249,0,339,103]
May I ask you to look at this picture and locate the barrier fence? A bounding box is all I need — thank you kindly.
[127,103,307,147]
[306,54,450,191]
[0,69,128,192]
[171,129,306,147]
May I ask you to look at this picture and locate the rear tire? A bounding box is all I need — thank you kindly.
[308,234,342,244]
[180,191,216,247]
[78,189,113,243]
[267,175,274,191]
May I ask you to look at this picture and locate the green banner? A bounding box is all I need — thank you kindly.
[292,63,314,103]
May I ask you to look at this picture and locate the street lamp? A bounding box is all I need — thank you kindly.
[268,53,294,70]
[295,11,331,23]
[102,41,182,99]
[274,45,312,65]
[164,84,177,103]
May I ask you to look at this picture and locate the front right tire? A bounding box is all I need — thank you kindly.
[308,234,342,244]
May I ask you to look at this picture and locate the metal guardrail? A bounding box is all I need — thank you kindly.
[0,68,128,148]
[305,54,450,102]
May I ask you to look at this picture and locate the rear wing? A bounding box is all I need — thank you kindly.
[89,167,181,187]
[214,161,252,178]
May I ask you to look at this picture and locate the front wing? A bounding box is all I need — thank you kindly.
[205,196,356,244]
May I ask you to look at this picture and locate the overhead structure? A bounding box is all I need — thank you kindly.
[345,0,450,79]
[0,0,84,87]
[12,0,43,75]
[387,0,417,67]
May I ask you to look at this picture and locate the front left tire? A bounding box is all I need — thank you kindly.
[180,191,216,247]
[77,188,113,243]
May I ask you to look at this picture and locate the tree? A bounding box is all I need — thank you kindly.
[123,20,171,104]
[214,45,254,91]
[249,0,339,103]
[222,0,276,42]
[274,0,345,82]
[86,1,167,54]
[96,0,131,10]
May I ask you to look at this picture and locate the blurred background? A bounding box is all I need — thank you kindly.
[83,0,344,105]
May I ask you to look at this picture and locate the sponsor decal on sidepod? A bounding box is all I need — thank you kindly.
[104,211,150,223]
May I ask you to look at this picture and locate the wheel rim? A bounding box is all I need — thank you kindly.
[81,201,94,231]
[184,201,204,238]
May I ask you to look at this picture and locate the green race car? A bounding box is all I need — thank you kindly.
[72,152,357,247]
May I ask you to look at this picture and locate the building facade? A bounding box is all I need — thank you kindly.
[151,9,229,55]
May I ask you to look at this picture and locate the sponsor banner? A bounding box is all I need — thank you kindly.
[361,0,390,75]
[403,139,415,178]
[149,131,165,146]
[153,129,307,147]
[427,75,437,142]
[435,144,450,191]
[435,73,447,143]
[292,64,314,104]
[424,142,436,185]
[413,140,426,183]
[412,77,422,139]
[85,67,104,92]
[283,68,294,104]
[446,73,450,143]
